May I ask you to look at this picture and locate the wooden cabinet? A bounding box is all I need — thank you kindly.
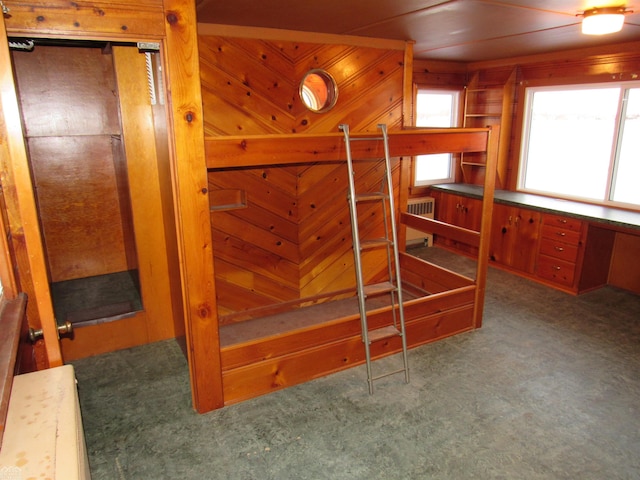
[432,191,482,255]
[536,213,584,289]
[489,203,540,274]
[431,189,626,295]
[461,67,516,189]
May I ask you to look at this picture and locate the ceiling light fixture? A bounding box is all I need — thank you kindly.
[580,6,630,35]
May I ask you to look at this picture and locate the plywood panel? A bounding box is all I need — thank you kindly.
[12,45,134,283]
[11,46,120,138]
[27,135,130,281]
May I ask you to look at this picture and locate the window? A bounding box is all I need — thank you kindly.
[414,89,459,186]
[299,69,338,113]
[519,82,640,208]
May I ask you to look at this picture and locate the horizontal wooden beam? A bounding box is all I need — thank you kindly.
[205,128,490,169]
[401,212,481,248]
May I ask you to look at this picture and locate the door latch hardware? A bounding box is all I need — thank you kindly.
[29,321,74,342]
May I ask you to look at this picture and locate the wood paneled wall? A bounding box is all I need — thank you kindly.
[200,34,407,320]
[471,44,640,191]
[415,45,640,294]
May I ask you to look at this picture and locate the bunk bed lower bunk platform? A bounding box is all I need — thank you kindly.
[218,253,475,404]
[203,127,498,407]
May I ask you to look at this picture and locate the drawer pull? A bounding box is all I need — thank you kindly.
[554,246,564,252]
[556,232,566,237]
[553,266,561,271]
[557,219,568,224]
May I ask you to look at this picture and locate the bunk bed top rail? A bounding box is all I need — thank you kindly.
[204,127,491,169]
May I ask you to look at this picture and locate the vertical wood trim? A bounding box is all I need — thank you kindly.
[0,17,61,367]
[473,125,499,328]
[162,0,224,412]
[398,157,411,249]
[112,46,177,341]
[0,192,17,299]
[402,42,414,128]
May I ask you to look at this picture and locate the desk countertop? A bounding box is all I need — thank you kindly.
[431,183,640,232]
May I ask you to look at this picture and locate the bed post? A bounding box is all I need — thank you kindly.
[473,125,499,328]
[163,0,224,412]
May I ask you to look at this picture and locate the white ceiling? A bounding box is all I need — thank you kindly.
[195,0,640,62]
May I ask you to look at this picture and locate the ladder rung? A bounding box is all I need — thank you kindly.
[367,325,401,343]
[349,136,384,142]
[371,368,408,382]
[360,238,391,250]
[363,281,396,297]
[355,192,387,202]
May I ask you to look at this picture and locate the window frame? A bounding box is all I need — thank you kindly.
[412,86,462,187]
[518,80,640,211]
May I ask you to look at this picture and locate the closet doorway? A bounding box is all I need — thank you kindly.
[10,39,183,359]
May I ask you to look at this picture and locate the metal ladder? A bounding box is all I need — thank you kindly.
[339,123,410,394]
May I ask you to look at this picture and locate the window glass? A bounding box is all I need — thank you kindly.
[414,89,459,185]
[519,82,640,209]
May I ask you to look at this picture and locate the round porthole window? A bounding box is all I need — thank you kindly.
[299,69,338,113]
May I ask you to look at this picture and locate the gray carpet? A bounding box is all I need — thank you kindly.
[71,247,640,479]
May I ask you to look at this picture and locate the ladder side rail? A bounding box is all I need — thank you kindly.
[379,124,410,384]
[378,191,399,330]
[341,124,376,394]
[339,125,373,351]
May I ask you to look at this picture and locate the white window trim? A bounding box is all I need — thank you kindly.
[413,87,460,186]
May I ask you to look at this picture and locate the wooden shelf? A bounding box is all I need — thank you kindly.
[460,67,517,188]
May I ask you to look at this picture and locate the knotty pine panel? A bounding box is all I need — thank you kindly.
[4,0,165,39]
[201,34,405,318]
[221,303,474,405]
[209,168,298,220]
[213,262,299,320]
[211,210,299,264]
[211,198,299,246]
[297,159,400,297]
[199,36,404,135]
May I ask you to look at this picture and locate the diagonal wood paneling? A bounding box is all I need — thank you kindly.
[200,34,406,320]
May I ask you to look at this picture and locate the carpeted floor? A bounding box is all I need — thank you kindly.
[71,247,640,479]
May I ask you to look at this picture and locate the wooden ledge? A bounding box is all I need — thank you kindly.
[205,127,491,169]
[0,293,27,447]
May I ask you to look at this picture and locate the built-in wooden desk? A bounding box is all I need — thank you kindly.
[429,184,640,295]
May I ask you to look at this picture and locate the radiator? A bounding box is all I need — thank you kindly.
[0,365,91,479]
[406,196,435,246]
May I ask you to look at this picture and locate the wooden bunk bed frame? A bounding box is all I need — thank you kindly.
[204,126,498,406]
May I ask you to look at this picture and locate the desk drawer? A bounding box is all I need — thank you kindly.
[542,213,583,232]
[541,224,581,245]
[538,237,579,263]
[537,254,576,287]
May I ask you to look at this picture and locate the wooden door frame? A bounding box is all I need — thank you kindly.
[1,0,224,412]
[0,15,62,369]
